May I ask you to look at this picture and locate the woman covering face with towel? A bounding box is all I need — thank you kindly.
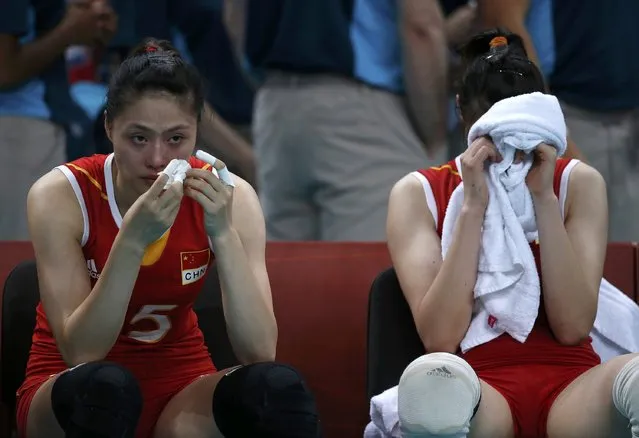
[16,39,321,438]
[387,28,639,438]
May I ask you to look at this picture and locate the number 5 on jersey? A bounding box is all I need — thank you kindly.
[127,304,177,343]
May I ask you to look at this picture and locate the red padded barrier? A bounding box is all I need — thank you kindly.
[603,242,637,300]
[266,242,391,438]
[0,241,636,437]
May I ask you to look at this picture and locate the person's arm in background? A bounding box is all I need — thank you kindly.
[222,0,262,89]
[477,0,585,161]
[0,0,116,89]
[198,103,257,188]
[445,2,479,93]
[446,2,479,48]
[223,0,247,67]
[399,0,449,156]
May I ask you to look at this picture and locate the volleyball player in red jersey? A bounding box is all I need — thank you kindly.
[16,39,321,438]
[386,29,639,438]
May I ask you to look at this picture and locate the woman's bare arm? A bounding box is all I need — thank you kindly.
[28,170,147,366]
[387,175,484,352]
[211,176,277,363]
[537,163,607,345]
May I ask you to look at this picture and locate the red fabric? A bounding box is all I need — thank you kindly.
[16,154,216,438]
[476,362,592,438]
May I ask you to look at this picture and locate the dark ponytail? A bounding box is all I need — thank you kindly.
[105,38,206,123]
[457,28,545,125]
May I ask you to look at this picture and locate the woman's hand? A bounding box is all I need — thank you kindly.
[121,173,184,247]
[184,160,234,238]
[526,143,557,201]
[460,136,502,211]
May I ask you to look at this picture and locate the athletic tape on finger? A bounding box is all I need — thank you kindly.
[195,150,236,187]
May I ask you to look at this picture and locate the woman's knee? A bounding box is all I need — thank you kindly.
[397,353,512,438]
[212,362,321,437]
[469,381,514,438]
[612,354,639,417]
[50,361,142,438]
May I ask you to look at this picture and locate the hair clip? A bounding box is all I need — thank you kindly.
[498,69,525,77]
[145,46,158,53]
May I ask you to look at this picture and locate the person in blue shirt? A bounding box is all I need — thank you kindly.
[0,0,117,240]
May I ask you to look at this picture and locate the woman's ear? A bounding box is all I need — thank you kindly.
[104,111,113,143]
[455,94,464,122]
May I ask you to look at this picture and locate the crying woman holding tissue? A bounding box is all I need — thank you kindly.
[16,39,320,438]
[387,29,639,438]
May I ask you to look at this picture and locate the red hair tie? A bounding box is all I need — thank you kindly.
[145,46,158,53]
[489,36,508,49]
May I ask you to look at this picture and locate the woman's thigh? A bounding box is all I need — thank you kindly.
[154,369,232,438]
[23,375,65,438]
[469,380,515,438]
[546,353,638,438]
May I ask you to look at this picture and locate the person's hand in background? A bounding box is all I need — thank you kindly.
[61,0,118,47]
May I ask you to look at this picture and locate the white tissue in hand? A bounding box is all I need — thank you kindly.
[159,159,191,189]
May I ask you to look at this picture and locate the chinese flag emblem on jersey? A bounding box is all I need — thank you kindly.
[180,249,210,285]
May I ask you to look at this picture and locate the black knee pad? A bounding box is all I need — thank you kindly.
[51,361,142,438]
[212,362,322,438]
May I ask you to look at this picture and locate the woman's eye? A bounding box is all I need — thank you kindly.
[168,135,184,145]
[131,135,147,144]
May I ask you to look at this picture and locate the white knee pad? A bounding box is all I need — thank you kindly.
[612,355,639,437]
[398,353,481,437]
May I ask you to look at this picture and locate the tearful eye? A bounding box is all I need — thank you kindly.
[131,135,147,145]
[168,135,184,145]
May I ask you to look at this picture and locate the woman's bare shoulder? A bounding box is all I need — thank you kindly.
[567,161,606,201]
[564,161,607,223]
[28,169,84,239]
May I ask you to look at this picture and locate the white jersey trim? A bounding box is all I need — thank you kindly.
[55,165,90,247]
[104,153,123,228]
[559,159,580,221]
[412,157,581,227]
[410,171,439,228]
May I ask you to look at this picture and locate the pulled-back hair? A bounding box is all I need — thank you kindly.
[457,28,546,124]
[105,38,206,123]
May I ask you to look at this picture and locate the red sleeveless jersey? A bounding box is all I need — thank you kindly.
[24,154,216,383]
[412,157,601,369]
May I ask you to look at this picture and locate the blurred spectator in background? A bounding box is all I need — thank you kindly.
[225,0,448,241]
[0,0,117,240]
[550,0,639,242]
[88,0,257,186]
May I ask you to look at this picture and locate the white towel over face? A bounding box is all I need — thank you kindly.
[441,92,568,352]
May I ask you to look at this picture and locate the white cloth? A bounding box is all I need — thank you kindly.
[441,92,568,352]
[365,386,401,438]
[160,159,191,188]
[592,278,639,362]
[365,278,639,436]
